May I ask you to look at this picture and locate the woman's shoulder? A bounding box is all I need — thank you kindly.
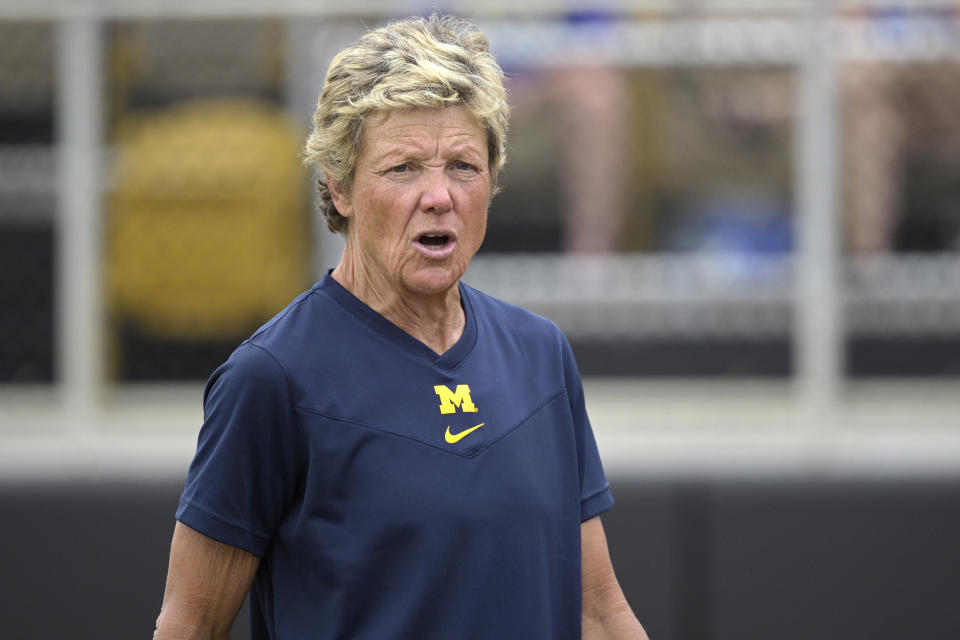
[236,280,346,368]
[249,284,323,340]
[461,281,567,344]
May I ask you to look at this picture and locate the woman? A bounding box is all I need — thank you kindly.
[155,14,648,640]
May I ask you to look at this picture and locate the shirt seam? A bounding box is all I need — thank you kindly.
[295,387,567,460]
[248,284,319,343]
[580,484,612,504]
[443,283,480,374]
[179,494,273,546]
[244,341,306,477]
[472,388,568,459]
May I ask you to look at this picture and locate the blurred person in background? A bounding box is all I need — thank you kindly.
[844,59,960,253]
[842,6,960,254]
[551,12,631,253]
[154,14,649,640]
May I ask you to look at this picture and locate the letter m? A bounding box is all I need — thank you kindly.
[434,384,478,415]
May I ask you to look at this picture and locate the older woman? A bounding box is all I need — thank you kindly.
[155,14,648,640]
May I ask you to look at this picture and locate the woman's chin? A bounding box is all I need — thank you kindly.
[402,265,464,297]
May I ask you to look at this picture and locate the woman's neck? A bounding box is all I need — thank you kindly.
[331,252,465,355]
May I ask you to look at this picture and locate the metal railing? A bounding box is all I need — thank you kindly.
[2,2,959,477]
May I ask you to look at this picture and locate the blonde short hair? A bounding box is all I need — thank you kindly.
[303,13,510,234]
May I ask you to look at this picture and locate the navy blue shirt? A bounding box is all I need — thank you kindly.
[177,274,614,639]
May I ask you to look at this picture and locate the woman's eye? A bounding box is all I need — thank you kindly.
[454,161,474,171]
[390,164,409,173]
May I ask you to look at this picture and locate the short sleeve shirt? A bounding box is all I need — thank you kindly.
[176,274,614,639]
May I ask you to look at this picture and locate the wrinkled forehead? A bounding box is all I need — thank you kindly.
[358,106,488,160]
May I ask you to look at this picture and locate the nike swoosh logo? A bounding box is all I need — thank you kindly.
[445,423,485,444]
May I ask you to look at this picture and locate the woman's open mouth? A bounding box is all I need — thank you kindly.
[418,233,449,248]
[414,232,456,258]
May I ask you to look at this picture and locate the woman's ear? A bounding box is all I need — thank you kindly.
[325,170,352,218]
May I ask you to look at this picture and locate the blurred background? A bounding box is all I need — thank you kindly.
[1,0,959,638]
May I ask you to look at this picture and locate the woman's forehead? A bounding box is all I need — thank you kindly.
[366,106,482,136]
[361,107,487,158]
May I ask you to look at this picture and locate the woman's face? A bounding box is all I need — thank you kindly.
[332,106,491,298]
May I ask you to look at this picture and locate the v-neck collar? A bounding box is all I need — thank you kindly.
[316,271,477,372]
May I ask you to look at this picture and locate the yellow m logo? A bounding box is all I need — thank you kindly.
[434,384,479,415]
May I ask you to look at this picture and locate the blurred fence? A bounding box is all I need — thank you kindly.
[1,2,960,472]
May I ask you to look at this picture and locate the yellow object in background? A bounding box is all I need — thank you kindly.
[107,97,309,341]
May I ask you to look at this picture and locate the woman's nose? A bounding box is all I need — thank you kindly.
[418,169,454,214]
